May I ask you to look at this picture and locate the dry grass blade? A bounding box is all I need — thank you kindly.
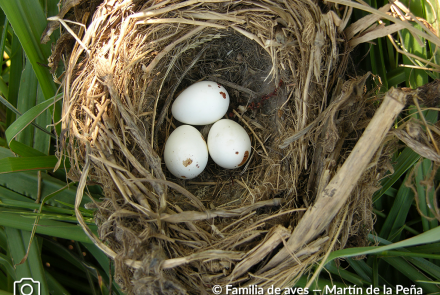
[227,225,290,281]
[158,199,284,223]
[261,87,406,271]
[393,130,440,162]
[329,0,440,46]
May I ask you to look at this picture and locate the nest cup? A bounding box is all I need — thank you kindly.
[59,0,387,293]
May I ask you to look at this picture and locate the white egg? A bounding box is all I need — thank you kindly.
[172,81,230,125]
[164,125,208,179]
[207,119,252,169]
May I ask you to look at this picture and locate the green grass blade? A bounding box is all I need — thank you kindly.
[409,242,440,253]
[15,212,92,223]
[0,198,78,215]
[346,258,372,283]
[381,251,440,279]
[0,146,14,158]
[0,138,7,148]
[324,260,366,286]
[0,185,41,203]
[0,156,60,173]
[325,227,440,263]
[0,227,8,251]
[375,241,440,281]
[16,59,38,146]
[414,159,438,231]
[399,0,431,87]
[0,0,56,100]
[0,76,8,99]
[8,140,46,157]
[5,93,62,145]
[6,32,23,127]
[374,208,420,236]
[0,94,57,139]
[381,256,439,293]
[4,228,49,295]
[82,242,125,295]
[378,173,414,241]
[0,0,61,136]
[386,68,406,87]
[0,170,90,208]
[372,37,389,91]
[44,239,90,272]
[0,253,15,281]
[44,270,71,295]
[373,147,420,202]
[424,0,440,78]
[46,270,94,294]
[0,18,9,88]
[34,84,51,154]
[347,258,393,288]
[0,212,95,243]
[74,242,98,295]
[55,200,95,216]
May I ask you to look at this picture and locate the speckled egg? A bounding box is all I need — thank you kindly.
[171,81,230,125]
[207,119,251,169]
[164,125,208,179]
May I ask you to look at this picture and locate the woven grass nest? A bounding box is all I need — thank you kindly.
[52,0,407,294]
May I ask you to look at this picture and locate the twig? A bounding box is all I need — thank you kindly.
[47,16,90,55]
[208,76,257,97]
[233,109,268,156]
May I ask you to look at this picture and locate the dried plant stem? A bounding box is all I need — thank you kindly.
[305,208,348,289]
[208,76,257,97]
[228,225,291,281]
[413,96,440,154]
[233,109,268,156]
[47,16,90,54]
[327,0,440,46]
[261,87,406,272]
[156,199,284,223]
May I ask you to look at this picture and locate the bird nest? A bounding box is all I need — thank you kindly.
[51,0,400,294]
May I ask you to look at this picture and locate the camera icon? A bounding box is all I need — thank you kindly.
[13,278,40,295]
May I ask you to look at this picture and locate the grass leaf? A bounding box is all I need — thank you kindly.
[5,93,62,145]
[8,140,46,157]
[4,228,49,295]
[0,0,56,100]
[16,59,38,146]
[325,227,440,263]
[373,147,420,202]
[6,32,23,127]
[0,156,60,174]
[0,212,95,243]
[379,173,414,241]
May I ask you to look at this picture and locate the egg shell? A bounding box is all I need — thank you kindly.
[164,125,208,179]
[207,119,252,169]
[172,81,230,125]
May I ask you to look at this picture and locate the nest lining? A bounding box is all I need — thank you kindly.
[54,0,393,294]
